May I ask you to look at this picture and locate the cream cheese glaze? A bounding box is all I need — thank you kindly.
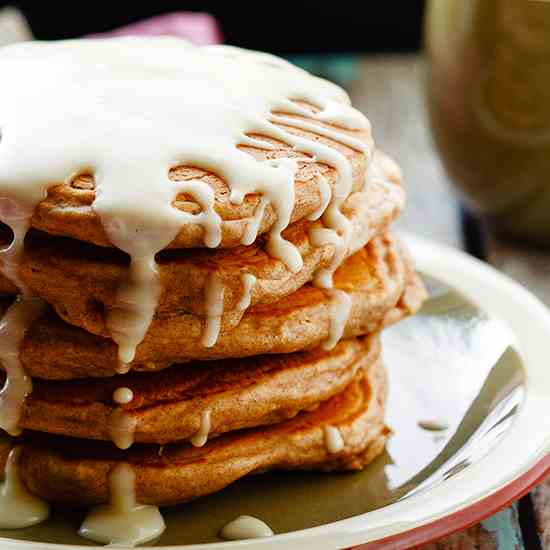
[324,425,345,454]
[109,387,137,449]
[190,408,212,448]
[113,386,134,405]
[109,408,137,450]
[79,462,165,546]
[323,289,352,351]
[220,515,274,540]
[237,273,257,311]
[0,446,50,529]
[0,297,46,435]
[202,272,225,347]
[0,37,372,365]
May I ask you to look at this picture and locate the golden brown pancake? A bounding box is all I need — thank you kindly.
[17,335,379,445]
[21,154,403,336]
[19,233,426,379]
[0,274,16,296]
[1,361,388,507]
[28,104,372,249]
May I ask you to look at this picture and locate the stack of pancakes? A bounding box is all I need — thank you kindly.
[0,154,424,508]
[0,39,426,515]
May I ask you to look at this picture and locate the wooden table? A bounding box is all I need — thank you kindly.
[2,7,550,549]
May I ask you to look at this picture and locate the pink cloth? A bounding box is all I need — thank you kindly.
[87,12,222,45]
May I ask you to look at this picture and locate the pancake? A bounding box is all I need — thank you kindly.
[17,335,379,445]
[19,233,426,379]
[0,361,388,507]
[21,151,403,336]
[28,103,371,250]
[0,274,16,296]
[0,38,421,534]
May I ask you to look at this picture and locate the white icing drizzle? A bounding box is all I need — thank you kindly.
[0,297,46,436]
[323,289,352,351]
[309,225,340,249]
[237,273,256,311]
[113,387,134,405]
[0,199,32,295]
[306,175,332,221]
[0,446,50,529]
[109,408,137,450]
[242,196,269,246]
[0,37,372,385]
[310,101,371,130]
[190,408,212,448]
[418,419,449,432]
[202,273,225,348]
[79,462,165,547]
[324,425,344,454]
[219,515,274,540]
[266,112,372,289]
[239,135,276,150]
[107,258,161,368]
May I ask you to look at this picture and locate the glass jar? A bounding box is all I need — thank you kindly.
[425,0,550,245]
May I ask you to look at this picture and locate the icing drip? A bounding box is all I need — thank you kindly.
[190,408,212,447]
[79,463,165,546]
[306,175,332,221]
[310,101,371,130]
[202,273,225,348]
[234,157,302,272]
[0,446,50,529]
[99,175,221,368]
[107,257,161,368]
[242,196,268,246]
[237,273,256,311]
[0,37,372,379]
[219,515,274,540]
[418,419,449,431]
[109,408,137,450]
[113,387,134,405]
[109,390,135,449]
[323,289,352,351]
[0,199,32,295]
[259,159,302,274]
[309,225,340,250]
[324,425,344,454]
[0,297,46,435]
[266,113,372,289]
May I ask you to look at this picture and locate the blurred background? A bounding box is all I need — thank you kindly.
[0,1,425,52]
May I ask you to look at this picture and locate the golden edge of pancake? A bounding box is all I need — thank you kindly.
[0,359,388,507]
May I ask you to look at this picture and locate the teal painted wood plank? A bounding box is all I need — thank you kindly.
[532,479,550,549]
[481,504,524,550]
[417,505,523,549]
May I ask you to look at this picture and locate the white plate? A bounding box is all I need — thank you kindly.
[1,233,550,549]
